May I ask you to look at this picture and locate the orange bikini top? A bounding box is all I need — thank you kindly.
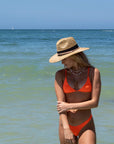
[63,68,92,93]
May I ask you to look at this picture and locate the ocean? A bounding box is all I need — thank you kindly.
[0,29,114,144]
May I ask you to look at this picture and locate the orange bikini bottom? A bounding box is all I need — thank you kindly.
[69,114,92,136]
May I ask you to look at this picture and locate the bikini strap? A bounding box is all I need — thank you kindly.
[65,69,67,78]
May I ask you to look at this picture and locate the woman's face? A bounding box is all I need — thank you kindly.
[62,57,76,69]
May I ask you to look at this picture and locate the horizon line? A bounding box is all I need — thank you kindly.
[0,28,114,30]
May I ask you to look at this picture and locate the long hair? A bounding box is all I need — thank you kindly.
[70,52,93,68]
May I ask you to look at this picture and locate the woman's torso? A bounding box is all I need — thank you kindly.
[60,67,94,126]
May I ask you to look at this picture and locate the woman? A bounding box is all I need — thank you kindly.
[49,37,101,144]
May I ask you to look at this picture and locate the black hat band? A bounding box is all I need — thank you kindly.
[57,44,79,56]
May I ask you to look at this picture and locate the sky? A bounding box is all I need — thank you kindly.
[0,0,114,29]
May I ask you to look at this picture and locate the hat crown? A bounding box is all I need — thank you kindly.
[49,36,89,63]
[56,37,77,52]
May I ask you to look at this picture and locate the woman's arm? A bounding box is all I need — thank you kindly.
[55,70,76,143]
[55,70,69,129]
[57,68,101,113]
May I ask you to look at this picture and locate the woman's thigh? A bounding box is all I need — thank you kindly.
[78,118,96,144]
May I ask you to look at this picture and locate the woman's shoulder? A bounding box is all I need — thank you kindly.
[93,68,101,79]
[94,67,100,73]
[55,69,65,78]
[89,67,101,82]
[89,67,100,74]
[55,69,65,86]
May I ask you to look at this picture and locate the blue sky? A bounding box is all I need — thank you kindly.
[0,0,114,29]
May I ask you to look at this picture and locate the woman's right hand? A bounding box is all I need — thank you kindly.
[64,128,76,144]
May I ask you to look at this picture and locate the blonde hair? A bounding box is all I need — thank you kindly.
[70,52,93,68]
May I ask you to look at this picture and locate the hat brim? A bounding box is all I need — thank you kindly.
[49,47,89,63]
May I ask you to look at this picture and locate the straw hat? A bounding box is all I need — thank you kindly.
[49,37,89,63]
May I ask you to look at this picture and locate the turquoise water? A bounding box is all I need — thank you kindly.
[0,29,114,144]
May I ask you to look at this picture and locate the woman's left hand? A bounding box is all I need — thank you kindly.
[57,101,70,113]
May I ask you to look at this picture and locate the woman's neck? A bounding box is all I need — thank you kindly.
[68,66,87,77]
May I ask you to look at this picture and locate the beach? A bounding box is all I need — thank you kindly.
[0,29,114,144]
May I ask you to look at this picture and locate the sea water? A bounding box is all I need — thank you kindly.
[0,29,114,144]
